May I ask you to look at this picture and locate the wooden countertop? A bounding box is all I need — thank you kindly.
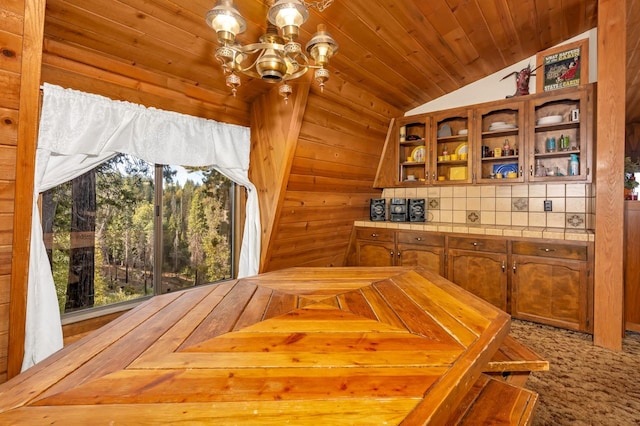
[0,267,511,425]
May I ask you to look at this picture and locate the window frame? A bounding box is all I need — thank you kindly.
[49,161,242,325]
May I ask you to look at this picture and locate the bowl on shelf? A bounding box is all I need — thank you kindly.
[536,115,563,125]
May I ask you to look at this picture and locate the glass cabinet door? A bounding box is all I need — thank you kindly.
[397,117,429,184]
[528,85,592,182]
[431,108,472,184]
[475,100,525,184]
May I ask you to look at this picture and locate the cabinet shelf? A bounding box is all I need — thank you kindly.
[481,129,520,137]
[481,155,519,162]
[534,121,579,133]
[534,150,581,159]
[437,135,468,143]
[400,139,426,146]
[438,160,468,165]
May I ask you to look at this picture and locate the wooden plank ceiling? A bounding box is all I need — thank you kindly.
[42,0,607,117]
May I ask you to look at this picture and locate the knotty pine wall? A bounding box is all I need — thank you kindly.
[251,80,400,272]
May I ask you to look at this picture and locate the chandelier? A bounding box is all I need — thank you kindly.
[205,0,339,101]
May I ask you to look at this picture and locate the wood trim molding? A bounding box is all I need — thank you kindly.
[8,0,47,378]
[594,0,626,350]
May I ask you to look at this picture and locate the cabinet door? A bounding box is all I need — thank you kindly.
[511,255,589,331]
[398,118,430,185]
[447,249,508,311]
[528,85,593,183]
[355,240,396,266]
[397,243,445,276]
[432,108,473,184]
[475,99,525,183]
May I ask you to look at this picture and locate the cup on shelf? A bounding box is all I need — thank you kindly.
[507,171,517,178]
[444,155,451,161]
[460,153,468,160]
[438,155,445,161]
[407,156,413,162]
[495,173,503,179]
[450,154,459,161]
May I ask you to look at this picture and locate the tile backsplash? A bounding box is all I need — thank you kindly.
[382,183,594,230]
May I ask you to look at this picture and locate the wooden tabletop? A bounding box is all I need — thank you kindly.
[0,267,511,425]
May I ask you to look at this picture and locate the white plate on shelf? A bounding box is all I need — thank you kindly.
[536,115,563,125]
[457,129,468,135]
[489,123,517,131]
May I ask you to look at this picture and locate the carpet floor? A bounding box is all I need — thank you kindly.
[509,320,640,426]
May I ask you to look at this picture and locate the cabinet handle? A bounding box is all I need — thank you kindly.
[415,237,423,241]
[519,165,523,177]
[530,165,533,176]
[397,251,401,258]
[512,261,517,273]
[502,261,505,272]
[471,242,479,247]
[539,248,556,252]
[371,233,379,237]
[390,250,394,257]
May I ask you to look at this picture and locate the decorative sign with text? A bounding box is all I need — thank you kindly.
[537,39,589,92]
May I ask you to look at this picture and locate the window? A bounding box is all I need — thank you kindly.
[43,153,234,314]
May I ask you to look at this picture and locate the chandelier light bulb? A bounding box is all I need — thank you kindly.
[206,0,247,44]
[268,0,309,40]
[306,24,338,67]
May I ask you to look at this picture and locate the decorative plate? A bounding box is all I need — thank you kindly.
[411,145,426,163]
[437,124,452,137]
[455,143,468,155]
[493,163,518,175]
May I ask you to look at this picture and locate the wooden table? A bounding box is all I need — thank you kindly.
[0,267,528,424]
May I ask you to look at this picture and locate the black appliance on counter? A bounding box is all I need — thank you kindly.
[369,198,386,221]
[390,198,408,222]
[409,198,426,222]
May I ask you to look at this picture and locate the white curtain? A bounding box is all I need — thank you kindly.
[22,83,260,371]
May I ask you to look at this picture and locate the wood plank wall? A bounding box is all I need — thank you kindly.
[0,0,26,383]
[256,80,401,271]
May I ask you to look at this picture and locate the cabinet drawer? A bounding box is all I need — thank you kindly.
[396,231,444,247]
[512,241,587,261]
[448,236,507,253]
[356,228,395,242]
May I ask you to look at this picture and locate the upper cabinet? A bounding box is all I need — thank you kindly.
[432,108,473,185]
[475,100,525,184]
[374,84,595,187]
[528,86,594,182]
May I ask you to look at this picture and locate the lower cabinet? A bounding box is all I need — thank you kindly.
[396,231,445,276]
[511,241,591,332]
[447,237,508,312]
[353,228,445,274]
[353,228,396,266]
[349,227,593,332]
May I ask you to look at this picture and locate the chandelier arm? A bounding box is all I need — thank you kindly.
[302,0,333,12]
[282,65,310,81]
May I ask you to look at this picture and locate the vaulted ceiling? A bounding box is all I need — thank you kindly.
[43,0,640,122]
